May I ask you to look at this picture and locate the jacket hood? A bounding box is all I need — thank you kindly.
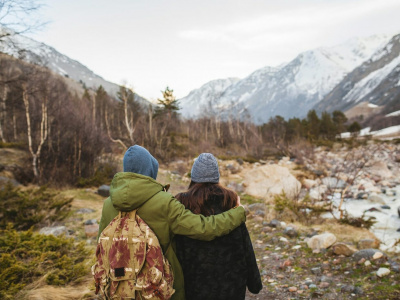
[123,145,159,180]
[110,172,164,211]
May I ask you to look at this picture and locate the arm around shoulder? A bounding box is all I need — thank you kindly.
[167,197,246,241]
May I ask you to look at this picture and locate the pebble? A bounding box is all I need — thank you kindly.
[288,287,297,292]
[292,245,301,250]
[372,252,383,260]
[268,219,281,228]
[364,260,371,267]
[341,285,355,293]
[309,284,317,289]
[377,268,390,277]
[311,267,322,275]
[354,287,364,295]
[284,226,298,237]
[84,219,98,225]
[319,282,330,288]
[279,237,289,243]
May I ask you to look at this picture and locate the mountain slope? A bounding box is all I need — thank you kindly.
[315,34,400,113]
[179,78,240,118]
[179,35,391,124]
[0,27,150,106]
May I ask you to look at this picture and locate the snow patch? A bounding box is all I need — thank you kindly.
[386,110,400,117]
[344,55,400,103]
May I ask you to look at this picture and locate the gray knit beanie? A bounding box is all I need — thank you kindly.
[191,153,220,183]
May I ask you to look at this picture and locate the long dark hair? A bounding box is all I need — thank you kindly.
[176,181,237,216]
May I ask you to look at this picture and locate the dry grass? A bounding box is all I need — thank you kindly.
[22,277,95,300]
[310,218,377,243]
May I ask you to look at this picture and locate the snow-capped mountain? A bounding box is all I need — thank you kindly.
[179,34,391,124]
[179,78,240,118]
[315,34,400,113]
[0,27,149,105]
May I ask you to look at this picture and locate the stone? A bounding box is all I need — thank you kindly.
[225,162,241,174]
[309,284,317,289]
[372,252,383,260]
[84,219,98,225]
[248,203,266,212]
[354,287,364,295]
[356,192,368,199]
[98,185,110,197]
[381,205,391,209]
[0,176,21,187]
[307,233,337,251]
[319,276,332,283]
[236,158,244,165]
[311,267,322,275]
[279,237,289,243]
[341,285,355,293]
[303,179,317,189]
[368,161,393,179]
[288,287,297,292]
[319,282,330,288]
[284,226,298,238]
[322,177,346,189]
[353,249,387,261]
[332,242,357,257]
[226,182,244,193]
[243,164,301,199]
[376,268,390,277]
[268,219,281,228]
[386,190,396,196]
[85,223,99,238]
[39,226,68,236]
[368,194,385,205]
[253,209,265,217]
[364,260,371,267]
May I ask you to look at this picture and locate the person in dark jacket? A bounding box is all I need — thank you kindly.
[175,153,262,300]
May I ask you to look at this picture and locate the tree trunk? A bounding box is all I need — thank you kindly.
[23,86,49,182]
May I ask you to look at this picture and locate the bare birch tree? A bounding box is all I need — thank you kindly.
[22,80,48,181]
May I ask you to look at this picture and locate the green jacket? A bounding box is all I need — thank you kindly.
[98,172,246,300]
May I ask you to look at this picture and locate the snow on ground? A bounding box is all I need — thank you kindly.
[386,110,400,117]
[323,186,400,253]
[341,125,400,139]
[372,125,400,136]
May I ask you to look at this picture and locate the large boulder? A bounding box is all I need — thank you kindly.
[307,233,336,251]
[243,165,301,199]
[368,161,393,179]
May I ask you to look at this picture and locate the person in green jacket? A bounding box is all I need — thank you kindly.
[98,145,246,300]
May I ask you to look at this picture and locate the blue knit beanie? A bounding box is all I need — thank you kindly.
[123,145,159,180]
[191,153,220,183]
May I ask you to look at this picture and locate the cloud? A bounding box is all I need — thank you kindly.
[178,0,400,52]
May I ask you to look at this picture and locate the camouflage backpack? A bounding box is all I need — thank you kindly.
[92,210,175,299]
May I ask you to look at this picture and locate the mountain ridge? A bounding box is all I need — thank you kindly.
[0,26,150,106]
[179,34,393,124]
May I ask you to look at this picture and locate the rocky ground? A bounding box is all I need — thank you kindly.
[2,141,400,299]
[243,209,400,300]
[57,186,400,300]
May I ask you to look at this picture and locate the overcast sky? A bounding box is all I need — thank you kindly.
[27,0,400,100]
